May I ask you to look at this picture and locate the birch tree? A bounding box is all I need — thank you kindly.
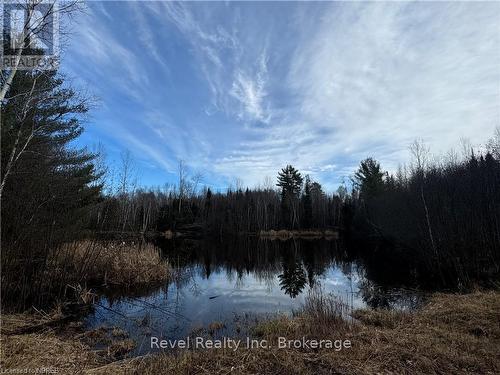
[0,0,81,198]
[1,0,80,102]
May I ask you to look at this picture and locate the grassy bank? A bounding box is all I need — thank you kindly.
[122,291,499,375]
[0,313,103,373]
[1,291,499,374]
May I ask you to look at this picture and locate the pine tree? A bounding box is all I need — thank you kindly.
[353,158,386,199]
[277,165,303,197]
[276,165,303,228]
[1,70,102,307]
[301,175,312,228]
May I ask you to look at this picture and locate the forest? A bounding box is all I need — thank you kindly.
[2,68,500,310]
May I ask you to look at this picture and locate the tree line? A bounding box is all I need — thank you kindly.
[87,163,343,237]
[345,137,500,288]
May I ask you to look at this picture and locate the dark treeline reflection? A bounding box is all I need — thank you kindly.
[156,238,348,298]
[87,238,425,356]
[152,237,423,309]
[94,237,424,312]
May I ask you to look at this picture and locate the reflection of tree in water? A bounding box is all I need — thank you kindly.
[278,261,307,298]
[155,237,350,298]
[235,270,245,289]
[255,268,277,293]
[203,251,212,279]
[301,240,329,288]
[278,243,308,298]
[359,280,392,309]
[156,237,339,279]
[358,279,424,310]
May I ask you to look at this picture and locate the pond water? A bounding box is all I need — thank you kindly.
[85,238,424,356]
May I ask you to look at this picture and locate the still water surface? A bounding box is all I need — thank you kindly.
[85,238,423,355]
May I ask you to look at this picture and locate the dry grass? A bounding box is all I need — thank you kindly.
[56,241,171,288]
[1,313,136,373]
[1,291,499,374]
[103,291,500,375]
[0,326,102,374]
[1,311,63,335]
[254,288,352,338]
[1,241,171,311]
[207,321,226,335]
[107,339,136,358]
[259,229,339,240]
[302,288,352,326]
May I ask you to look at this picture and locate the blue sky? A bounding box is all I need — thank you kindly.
[63,1,500,192]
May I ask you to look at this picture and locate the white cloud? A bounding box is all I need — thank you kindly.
[218,2,500,186]
[285,2,500,171]
[114,127,174,174]
[160,2,273,123]
[230,53,270,123]
[67,2,500,190]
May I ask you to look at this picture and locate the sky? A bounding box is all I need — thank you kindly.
[62,1,500,192]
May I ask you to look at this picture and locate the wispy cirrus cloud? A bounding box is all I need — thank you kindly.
[160,2,273,124]
[64,3,151,103]
[230,52,270,123]
[211,1,500,187]
[65,1,500,190]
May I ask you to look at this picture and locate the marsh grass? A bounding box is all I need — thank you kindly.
[1,240,171,312]
[55,240,171,289]
[302,287,352,326]
[1,291,499,374]
[253,287,352,340]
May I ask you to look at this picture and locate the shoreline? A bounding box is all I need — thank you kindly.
[1,291,498,374]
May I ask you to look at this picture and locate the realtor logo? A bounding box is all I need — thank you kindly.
[1,0,59,70]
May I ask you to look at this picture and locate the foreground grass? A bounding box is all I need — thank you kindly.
[0,311,103,373]
[1,291,499,374]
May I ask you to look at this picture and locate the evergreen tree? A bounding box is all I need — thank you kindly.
[353,158,386,199]
[204,187,212,213]
[277,165,303,228]
[1,70,101,307]
[277,165,303,197]
[301,175,312,228]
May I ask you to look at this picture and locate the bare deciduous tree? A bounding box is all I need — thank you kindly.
[0,0,81,102]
